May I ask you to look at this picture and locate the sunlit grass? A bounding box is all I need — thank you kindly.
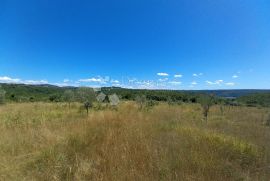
[0,102,269,180]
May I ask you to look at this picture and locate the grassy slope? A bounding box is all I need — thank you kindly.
[0,102,269,180]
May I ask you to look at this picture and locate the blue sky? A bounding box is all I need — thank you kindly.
[0,0,269,89]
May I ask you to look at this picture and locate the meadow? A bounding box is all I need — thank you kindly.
[0,102,269,180]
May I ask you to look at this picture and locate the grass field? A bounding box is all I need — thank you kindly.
[0,102,269,180]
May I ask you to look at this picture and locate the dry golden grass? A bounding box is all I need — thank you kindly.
[0,102,269,180]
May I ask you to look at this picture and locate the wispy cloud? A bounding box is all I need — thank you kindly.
[206,81,215,85]
[174,74,182,78]
[0,76,48,85]
[111,80,120,84]
[225,82,235,86]
[78,77,108,84]
[206,80,235,87]
[206,80,223,85]
[158,78,168,82]
[0,75,238,89]
[112,83,121,87]
[0,76,21,83]
[53,83,70,87]
[79,78,102,82]
[24,80,48,85]
[157,73,169,76]
[193,73,203,77]
[135,80,157,89]
[216,80,223,84]
[168,81,182,85]
[232,75,239,79]
[63,79,70,83]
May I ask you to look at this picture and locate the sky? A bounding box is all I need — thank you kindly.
[0,0,270,90]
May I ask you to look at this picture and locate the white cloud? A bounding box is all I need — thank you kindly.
[128,78,137,83]
[225,82,235,86]
[0,76,21,83]
[232,75,239,79]
[112,83,121,87]
[206,80,223,85]
[78,77,107,84]
[193,73,203,77]
[63,79,70,83]
[169,81,182,85]
[206,81,215,85]
[216,80,223,84]
[136,80,157,89]
[79,78,102,82]
[157,73,169,76]
[24,80,48,85]
[0,76,48,85]
[158,78,168,82]
[111,80,120,84]
[53,83,70,87]
[191,81,197,85]
[174,74,182,78]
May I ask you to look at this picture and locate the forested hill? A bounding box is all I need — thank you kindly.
[1,83,270,106]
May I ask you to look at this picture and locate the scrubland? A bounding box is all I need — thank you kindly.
[0,102,269,180]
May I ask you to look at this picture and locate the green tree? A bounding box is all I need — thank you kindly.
[77,87,96,114]
[266,113,270,126]
[198,94,215,122]
[136,95,147,110]
[0,87,6,105]
[63,90,75,108]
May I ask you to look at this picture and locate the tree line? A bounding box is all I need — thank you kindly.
[0,83,269,108]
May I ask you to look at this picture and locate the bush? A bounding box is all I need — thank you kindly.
[135,95,147,110]
[0,87,6,105]
[63,90,75,107]
[198,94,215,122]
[49,94,61,102]
[266,113,270,126]
[77,87,96,114]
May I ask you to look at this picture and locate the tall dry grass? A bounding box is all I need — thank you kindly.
[0,102,269,180]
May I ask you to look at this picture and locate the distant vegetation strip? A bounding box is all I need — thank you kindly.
[0,83,270,107]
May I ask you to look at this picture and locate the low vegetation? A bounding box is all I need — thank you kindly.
[0,86,6,105]
[198,94,215,122]
[0,102,269,180]
[2,83,270,108]
[238,93,270,107]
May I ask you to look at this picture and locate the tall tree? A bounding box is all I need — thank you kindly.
[135,95,147,110]
[198,94,215,123]
[0,87,6,105]
[77,87,96,115]
[63,90,75,108]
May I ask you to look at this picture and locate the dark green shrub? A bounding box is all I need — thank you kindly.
[77,87,96,115]
[266,113,270,126]
[63,90,75,108]
[198,95,215,122]
[135,95,147,110]
[0,88,6,105]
